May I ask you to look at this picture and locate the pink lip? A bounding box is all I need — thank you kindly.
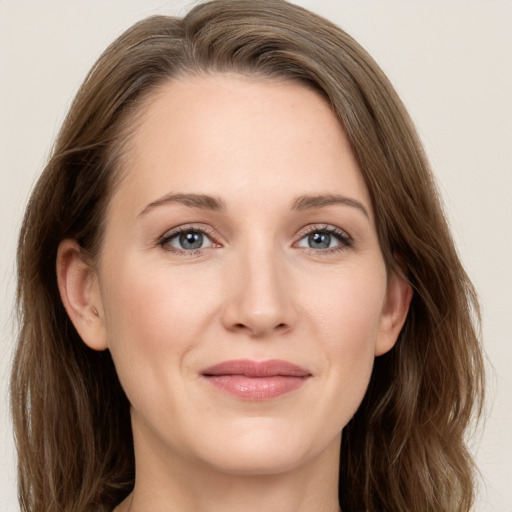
[200,359,311,401]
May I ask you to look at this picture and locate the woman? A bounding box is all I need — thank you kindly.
[11,1,485,511]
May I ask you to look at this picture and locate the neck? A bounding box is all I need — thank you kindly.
[117,424,342,512]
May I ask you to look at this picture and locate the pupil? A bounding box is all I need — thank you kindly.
[180,232,203,249]
[309,232,330,249]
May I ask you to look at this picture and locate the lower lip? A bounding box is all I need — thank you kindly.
[204,375,309,400]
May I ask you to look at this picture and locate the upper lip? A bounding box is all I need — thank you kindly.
[201,359,311,378]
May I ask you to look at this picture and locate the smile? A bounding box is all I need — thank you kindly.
[200,359,312,400]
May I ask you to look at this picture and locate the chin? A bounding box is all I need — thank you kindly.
[191,420,332,476]
[207,447,307,476]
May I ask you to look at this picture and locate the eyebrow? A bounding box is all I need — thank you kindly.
[291,194,369,218]
[138,193,226,217]
[138,192,369,218]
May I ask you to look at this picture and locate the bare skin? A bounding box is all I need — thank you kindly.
[58,73,411,512]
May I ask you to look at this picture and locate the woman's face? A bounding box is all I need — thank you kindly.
[72,74,410,477]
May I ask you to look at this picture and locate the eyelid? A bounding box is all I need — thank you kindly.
[156,222,353,255]
[158,223,222,254]
[294,224,354,251]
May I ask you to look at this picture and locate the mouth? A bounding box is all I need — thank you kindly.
[200,359,312,401]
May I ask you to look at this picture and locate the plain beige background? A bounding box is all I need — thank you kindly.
[1,1,511,510]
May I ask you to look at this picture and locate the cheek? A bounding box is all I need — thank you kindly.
[102,255,216,346]
[304,261,387,349]
[301,263,386,422]
[98,257,219,405]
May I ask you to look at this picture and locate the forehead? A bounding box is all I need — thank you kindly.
[110,73,372,218]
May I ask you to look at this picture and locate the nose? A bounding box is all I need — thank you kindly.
[221,247,298,338]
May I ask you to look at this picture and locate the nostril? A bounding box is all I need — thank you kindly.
[232,322,288,333]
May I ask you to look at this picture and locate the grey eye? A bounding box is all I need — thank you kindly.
[307,232,332,249]
[169,231,213,250]
[297,230,341,250]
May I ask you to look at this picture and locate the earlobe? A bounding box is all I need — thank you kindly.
[375,270,413,356]
[56,239,108,351]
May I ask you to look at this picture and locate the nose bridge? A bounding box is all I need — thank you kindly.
[222,235,296,336]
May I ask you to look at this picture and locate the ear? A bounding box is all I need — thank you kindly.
[56,239,108,351]
[375,269,413,356]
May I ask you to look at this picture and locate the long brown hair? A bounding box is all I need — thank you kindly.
[11,1,484,511]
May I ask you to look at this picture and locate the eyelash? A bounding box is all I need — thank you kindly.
[157,223,353,256]
[158,224,219,255]
[295,224,354,254]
